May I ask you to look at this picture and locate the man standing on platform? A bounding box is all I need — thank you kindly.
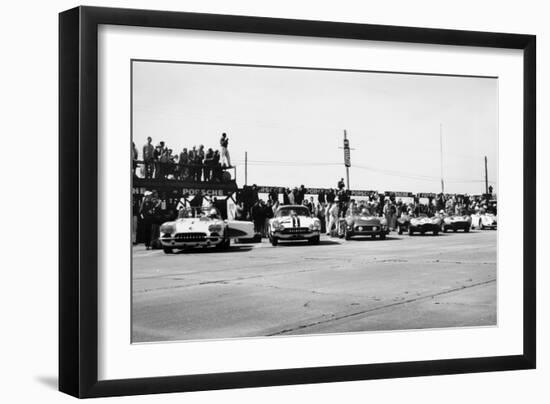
[220,132,231,168]
[142,137,155,179]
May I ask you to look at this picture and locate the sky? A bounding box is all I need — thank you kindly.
[132,60,498,195]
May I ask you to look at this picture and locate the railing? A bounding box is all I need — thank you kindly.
[133,160,236,183]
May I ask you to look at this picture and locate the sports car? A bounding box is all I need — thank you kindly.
[471,212,497,230]
[442,214,472,232]
[268,205,321,246]
[408,214,441,235]
[339,208,388,240]
[159,207,254,253]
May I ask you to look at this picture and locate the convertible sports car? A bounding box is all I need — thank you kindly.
[159,207,254,253]
[442,214,472,232]
[268,205,321,246]
[471,212,497,230]
[339,208,388,240]
[408,214,441,235]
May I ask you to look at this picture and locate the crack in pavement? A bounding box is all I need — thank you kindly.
[133,268,317,294]
[266,278,496,336]
[228,280,365,299]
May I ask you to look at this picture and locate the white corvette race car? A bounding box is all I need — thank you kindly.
[159,207,254,253]
[268,205,321,246]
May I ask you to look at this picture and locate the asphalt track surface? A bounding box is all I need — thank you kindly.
[132,230,497,343]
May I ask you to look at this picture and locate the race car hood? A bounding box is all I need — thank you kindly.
[347,215,384,226]
[173,217,222,233]
[444,215,472,223]
[411,216,440,225]
[273,215,316,228]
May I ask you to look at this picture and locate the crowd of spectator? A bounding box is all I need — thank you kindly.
[132,132,232,182]
[235,179,496,237]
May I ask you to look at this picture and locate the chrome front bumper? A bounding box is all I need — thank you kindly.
[272,230,320,240]
[159,235,223,248]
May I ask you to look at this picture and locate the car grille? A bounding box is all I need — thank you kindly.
[175,232,207,242]
[355,225,377,231]
[281,227,310,234]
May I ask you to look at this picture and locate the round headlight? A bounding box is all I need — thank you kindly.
[160,223,175,234]
[208,223,223,232]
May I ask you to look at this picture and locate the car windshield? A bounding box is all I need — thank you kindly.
[178,206,221,219]
[277,206,310,217]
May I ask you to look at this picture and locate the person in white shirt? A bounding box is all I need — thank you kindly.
[220,133,231,168]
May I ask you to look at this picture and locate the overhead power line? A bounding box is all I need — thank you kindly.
[233,159,494,184]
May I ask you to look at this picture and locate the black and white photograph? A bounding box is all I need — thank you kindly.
[131,60,498,343]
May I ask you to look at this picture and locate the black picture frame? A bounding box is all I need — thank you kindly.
[59,6,536,398]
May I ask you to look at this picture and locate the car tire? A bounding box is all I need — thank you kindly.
[308,236,320,245]
[216,238,230,250]
[163,247,174,254]
[270,237,278,246]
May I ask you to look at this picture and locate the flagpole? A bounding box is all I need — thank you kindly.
[344,130,350,189]
[440,123,444,194]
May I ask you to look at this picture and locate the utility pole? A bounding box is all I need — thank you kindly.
[341,130,352,189]
[440,123,445,194]
[485,156,489,194]
[244,151,248,186]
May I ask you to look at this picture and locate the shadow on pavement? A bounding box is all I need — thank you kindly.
[273,239,342,247]
[442,230,484,235]
[346,236,402,241]
[406,233,446,237]
[174,245,254,254]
